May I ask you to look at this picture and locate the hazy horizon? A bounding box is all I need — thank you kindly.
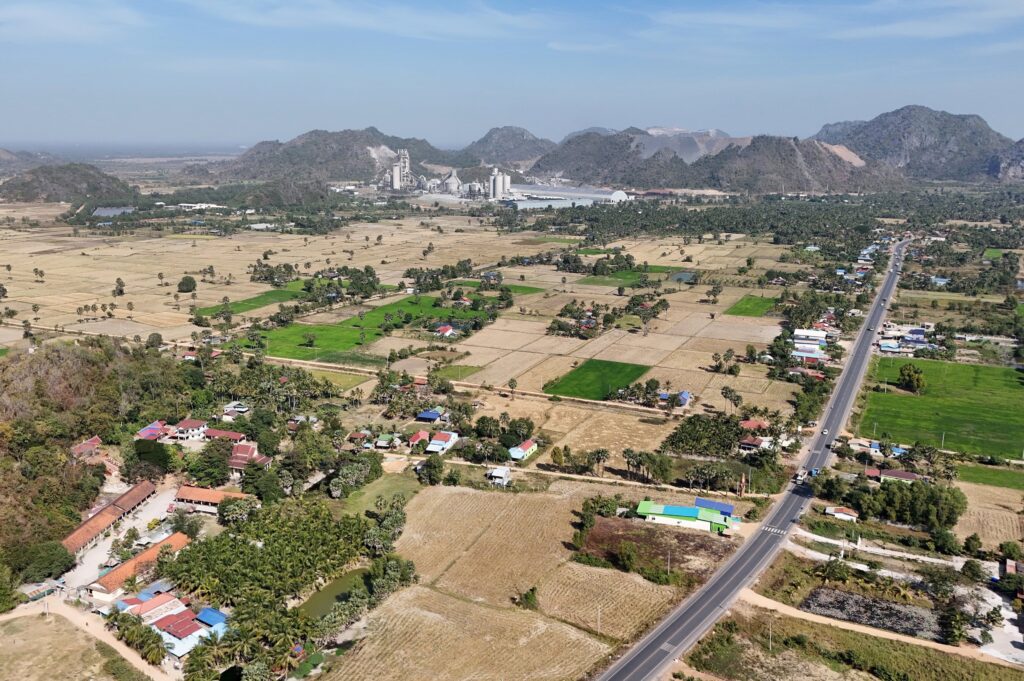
[2,0,1023,150]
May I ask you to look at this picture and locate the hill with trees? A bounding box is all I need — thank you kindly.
[811,105,1015,182]
[0,163,134,202]
[461,126,556,165]
[214,127,476,182]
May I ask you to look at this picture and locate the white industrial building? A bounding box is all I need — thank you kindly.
[489,167,512,199]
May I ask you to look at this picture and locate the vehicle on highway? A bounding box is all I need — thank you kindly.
[822,428,829,436]
[795,468,808,484]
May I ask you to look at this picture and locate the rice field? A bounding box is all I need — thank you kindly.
[252,295,489,361]
[542,358,651,400]
[859,358,1024,459]
[724,294,776,317]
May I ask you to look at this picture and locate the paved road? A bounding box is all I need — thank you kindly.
[598,241,910,681]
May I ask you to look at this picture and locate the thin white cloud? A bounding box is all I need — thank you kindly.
[971,39,1024,55]
[644,0,1024,42]
[0,1,144,43]
[648,5,816,32]
[182,0,551,41]
[547,40,618,53]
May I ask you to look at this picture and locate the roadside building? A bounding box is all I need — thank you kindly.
[508,439,538,461]
[824,506,860,522]
[426,431,459,454]
[636,500,737,533]
[486,466,512,487]
[407,430,430,448]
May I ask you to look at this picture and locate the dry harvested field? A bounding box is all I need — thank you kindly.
[321,586,611,681]
[435,282,793,413]
[954,481,1024,547]
[0,216,540,341]
[537,561,677,640]
[357,481,742,680]
[0,614,129,681]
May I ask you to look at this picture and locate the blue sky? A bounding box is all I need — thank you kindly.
[1,0,1023,149]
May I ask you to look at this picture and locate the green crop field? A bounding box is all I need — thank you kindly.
[307,369,370,390]
[957,464,1024,490]
[0,348,8,359]
[530,235,582,244]
[577,247,618,255]
[724,295,776,317]
[983,248,1003,260]
[543,359,650,400]
[449,280,544,295]
[577,266,676,287]
[433,364,483,381]
[859,358,1024,458]
[197,279,306,316]
[251,295,488,362]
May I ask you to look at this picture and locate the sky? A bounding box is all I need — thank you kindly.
[2,0,1023,150]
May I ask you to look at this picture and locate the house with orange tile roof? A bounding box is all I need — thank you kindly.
[88,532,190,602]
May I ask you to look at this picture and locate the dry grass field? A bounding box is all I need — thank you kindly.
[360,481,745,675]
[322,586,611,681]
[0,217,545,341]
[954,481,1024,547]
[0,614,133,681]
[346,481,744,680]
[537,561,677,640]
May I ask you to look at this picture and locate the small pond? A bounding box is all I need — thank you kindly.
[299,568,369,619]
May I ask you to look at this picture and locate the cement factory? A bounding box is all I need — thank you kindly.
[377,148,629,208]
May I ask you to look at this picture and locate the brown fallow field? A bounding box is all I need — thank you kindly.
[325,481,746,680]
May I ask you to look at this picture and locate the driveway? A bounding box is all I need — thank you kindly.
[65,483,179,590]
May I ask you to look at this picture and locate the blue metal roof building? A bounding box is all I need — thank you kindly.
[695,497,735,516]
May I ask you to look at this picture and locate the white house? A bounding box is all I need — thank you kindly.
[172,419,208,441]
[425,431,458,454]
[486,466,512,487]
[793,328,828,346]
[824,506,859,522]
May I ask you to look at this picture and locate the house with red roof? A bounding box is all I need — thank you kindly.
[435,324,458,338]
[205,428,246,442]
[228,442,271,478]
[71,435,103,459]
[408,430,430,447]
[739,419,770,431]
[426,431,458,454]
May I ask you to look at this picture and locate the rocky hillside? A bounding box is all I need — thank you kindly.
[811,105,1014,181]
[461,126,555,165]
[991,139,1024,182]
[0,163,134,202]
[216,127,476,182]
[531,131,893,192]
[184,105,1021,192]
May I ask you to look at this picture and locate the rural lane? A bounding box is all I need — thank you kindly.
[596,240,910,681]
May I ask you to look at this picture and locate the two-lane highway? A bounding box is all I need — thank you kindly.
[598,240,910,681]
